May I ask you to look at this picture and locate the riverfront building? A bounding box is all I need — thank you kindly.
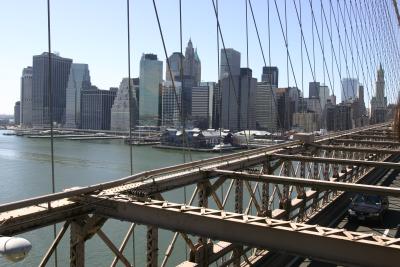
[32,52,72,126]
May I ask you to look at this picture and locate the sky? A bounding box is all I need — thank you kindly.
[0,0,398,114]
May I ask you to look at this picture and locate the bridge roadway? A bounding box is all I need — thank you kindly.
[295,166,400,267]
[0,123,400,266]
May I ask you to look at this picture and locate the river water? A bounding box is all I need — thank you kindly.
[0,130,217,266]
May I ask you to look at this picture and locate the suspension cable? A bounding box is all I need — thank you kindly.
[46,0,58,266]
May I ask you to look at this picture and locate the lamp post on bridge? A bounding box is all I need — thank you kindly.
[0,236,31,262]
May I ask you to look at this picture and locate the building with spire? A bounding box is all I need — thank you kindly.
[179,39,201,123]
[370,64,387,123]
[183,38,201,85]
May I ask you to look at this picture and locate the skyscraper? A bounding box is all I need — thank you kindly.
[65,63,91,128]
[110,78,139,131]
[308,82,320,98]
[319,85,330,110]
[221,68,257,131]
[80,88,116,130]
[261,66,279,88]
[161,81,182,127]
[165,52,184,82]
[14,101,20,125]
[32,52,72,126]
[358,85,366,116]
[375,64,386,107]
[191,83,211,129]
[341,78,358,101]
[20,66,33,127]
[139,53,163,126]
[255,82,277,131]
[220,48,241,80]
[370,64,387,123]
[274,87,300,130]
[183,39,201,85]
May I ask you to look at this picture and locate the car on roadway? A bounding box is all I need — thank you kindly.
[348,194,389,223]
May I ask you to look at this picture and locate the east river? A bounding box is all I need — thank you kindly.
[0,130,216,266]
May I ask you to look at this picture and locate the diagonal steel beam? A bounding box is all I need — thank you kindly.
[39,221,70,267]
[97,229,131,267]
[272,154,400,169]
[110,223,135,267]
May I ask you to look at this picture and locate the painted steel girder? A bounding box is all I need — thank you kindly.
[87,195,400,267]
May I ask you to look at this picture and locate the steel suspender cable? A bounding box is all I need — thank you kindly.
[178,0,189,260]
[210,0,249,144]
[46,0,58,266]
[125,1,136,265]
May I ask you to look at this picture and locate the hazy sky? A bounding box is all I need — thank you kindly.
[0,0,397,114]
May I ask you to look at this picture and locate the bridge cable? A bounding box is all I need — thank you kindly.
[247,0,283,135]
[46,0,58,266]
[354,0,378,111]
[342,0,372,107]
[348,0,373,108]
[125,1,136,265]
[210,0,249,144]
[380,0,398,103]
[178,0,189,260]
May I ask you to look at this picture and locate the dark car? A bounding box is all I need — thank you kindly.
[348,194,389,223]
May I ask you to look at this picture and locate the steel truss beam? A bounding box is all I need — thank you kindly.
[210,169,400,197]
[331,139,400,146]
[310,144,400,154]
[343,134,396,140]
[272,154,400,169]
[86,196,400,267]
[0,200,92,236]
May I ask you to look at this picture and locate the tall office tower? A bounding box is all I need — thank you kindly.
[32,52,72,126]
[110,78,139,131]
[261,66,279,88]
[161,81,182,127]
[221,68,257,131]
[341,78,358,101]
[319,84,330,110]
[370,64,387,123]
[183,39,201,85]
[65,63,91,128]
[219,48,241,80]
[212,83,221,129]
[255,82,277,131]
[139,53,163,126]
[191,83,212,129]
[14,101,21,125]
[358,85,366,116]
[326,103,353,131]
[165,52,184,82]
[274,87,300,130]
[305,97,323,114]
[20,66,33,127]
[375,64,386,107]
[80,88,116,130]
[293,112,320,132]
[308,82,320,98]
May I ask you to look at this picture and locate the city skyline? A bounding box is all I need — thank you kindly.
[2,0,397,114]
